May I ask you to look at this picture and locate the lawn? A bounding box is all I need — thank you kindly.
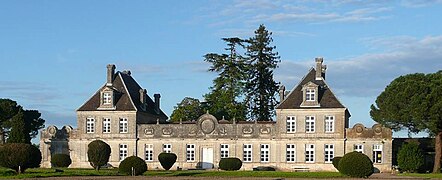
[0,167,345,179]
[398,172,442,179]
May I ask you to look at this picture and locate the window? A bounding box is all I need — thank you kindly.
[186,144,195,162]
[260,144,270,162]
[103,118,111,133]
[103,92,111,104]
[243,144,252,162]
[373,144,382,163]
[324,144,334,163]
[305,116,315,133]
[86,118,95,133]
[145,144,153,161]
[286,144,296,162]
[163,144,172,153]
[305,144,315,163]
[306,89,315,101]
[286,116,296,133]
[119,144,128,161]
[354,144,364,153]
[119,118,128,133]
[325,116,334,132]
[220,144,229,158]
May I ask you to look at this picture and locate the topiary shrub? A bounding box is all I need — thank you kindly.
[119,156,147,176]
[397,142,424,173]
[253,166,275,171]
[87,140,111,171]
[0,143,42,173]
[219,158,242,171]
[51,154,72,168]
[338,151,373,178]
[332,156,342,171]
[158,152,177,170]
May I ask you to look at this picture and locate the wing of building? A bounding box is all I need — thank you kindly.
[40,59,392,172]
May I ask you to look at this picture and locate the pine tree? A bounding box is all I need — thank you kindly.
[245,25,280,121]
[7,109,30,144]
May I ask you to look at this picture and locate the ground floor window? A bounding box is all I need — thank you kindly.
[260,144,269,162]
[243,144,252,162]
[220,144,229,158]
[373,144,382,163]
[145,144,153,161]
[186,144,195,162]
[324,144,334,163]
[119,144,128,161]
[305,144,315,163]
[286,144,296,162]
[163,144,172,153]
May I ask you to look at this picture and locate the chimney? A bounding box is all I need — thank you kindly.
[106,64,116,86]
[154,94,161,113]
[139,89,146,104]
[315,57,324,80]
[279,84,285,102]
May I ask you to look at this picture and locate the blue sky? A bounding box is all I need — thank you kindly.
[1,0,442,142]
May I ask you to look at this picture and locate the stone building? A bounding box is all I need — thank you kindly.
[40,58,392,172]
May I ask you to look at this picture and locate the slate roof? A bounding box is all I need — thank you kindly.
[276,68,345,109]
[77,71,168,120]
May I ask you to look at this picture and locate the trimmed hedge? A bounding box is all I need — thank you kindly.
[0,143,42,173]
[51,154,72,168]
[87,140,111,170]
[119,156,147,176]
[219,158,242,171]
[332,156,342,171]
[338,151,373,178]
[158,152,177,170]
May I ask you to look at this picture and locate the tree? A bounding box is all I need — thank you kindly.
[397,141,424,172]
[6,109,45,144]
[158,152,177,170]
[170,97,205,122]
[203,37,248,121]
[0,143,41,173]
[0,99,20,144]
[245,24,280,121]
[87,140,111,170]
[370,71,442,173]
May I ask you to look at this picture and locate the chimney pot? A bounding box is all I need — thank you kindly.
[106,64,116,86]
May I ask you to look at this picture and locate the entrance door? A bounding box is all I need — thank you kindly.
[201,147,213,169]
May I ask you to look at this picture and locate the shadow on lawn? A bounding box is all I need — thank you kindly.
[172,171,204,176]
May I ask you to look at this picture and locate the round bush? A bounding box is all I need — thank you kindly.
[397,142,424,173]
[0,143,42,173]
[338,151,373,178]
[119,156,147,176]
[51,154,72,168]
[87,140,111,170]
[219,158,242,171]
[332,156,342,171]
[158,152,177,170]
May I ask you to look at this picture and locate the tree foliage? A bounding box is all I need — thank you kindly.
[244,24,280,121]
[158,152,177,170]
[370,71,442,173]
[397,141,424,173]
[51,153,72,168]
[0,143,42,173]
[0,99,20,144]
[119,156,147,176]
[338,151,373,178]
[170,97,205,122]
[87,140,111,171]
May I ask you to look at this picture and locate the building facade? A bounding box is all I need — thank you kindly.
[40,58,392,172]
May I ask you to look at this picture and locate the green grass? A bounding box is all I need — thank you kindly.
[0,167,119,179]
[399,172,442,178]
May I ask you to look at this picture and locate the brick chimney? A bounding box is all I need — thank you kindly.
[154,94,161,114]
[315,57,326,80]
[106,64,116,86]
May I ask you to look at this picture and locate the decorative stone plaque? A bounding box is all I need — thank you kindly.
[242,126,253,134]
[201,119,215,134]
[144,127,154,135]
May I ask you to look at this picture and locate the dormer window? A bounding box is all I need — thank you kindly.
[103,92,112,104]
[98,87,116,110]
[306,89,315,101]
[301,82,320,107]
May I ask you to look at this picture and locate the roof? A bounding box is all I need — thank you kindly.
[77,71,168,119]
[276,68,345,109]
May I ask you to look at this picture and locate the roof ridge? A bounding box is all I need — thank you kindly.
[118,72,138,111]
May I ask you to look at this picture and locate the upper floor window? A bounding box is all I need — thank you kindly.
[306,89,315,101]
[325,116,334,133]
[119,118,128,133]
[286,116,296,133]
[86,118,95,133]
[103,92,112,104]
[220,144,229,158]
[103,118,111,133]
[305,116,315,133]
[163,144,172,153]
[354,144,363,153]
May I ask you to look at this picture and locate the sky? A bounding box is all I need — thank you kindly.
[1,0,442,143]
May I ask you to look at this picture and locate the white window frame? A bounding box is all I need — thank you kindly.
[286,144,296,162]
[325,116,334,133]
[103,92,112,104]
[243,144,252,162]
[324,144,334,163]
[260,144,270,162]
[306,89,315,101]
[286,116,296,133]
[186,144,195,162]
[305,144,315,163]
[102,118,111,133]
[145,144,153,161]
[163,144,172,153]
[354,144,364,153]
[373,144,383,163]
[220,144,229,158]
[119,118,128,133]
[305,116,315,133]
[119,144,128,161]
[86,118,95,133]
